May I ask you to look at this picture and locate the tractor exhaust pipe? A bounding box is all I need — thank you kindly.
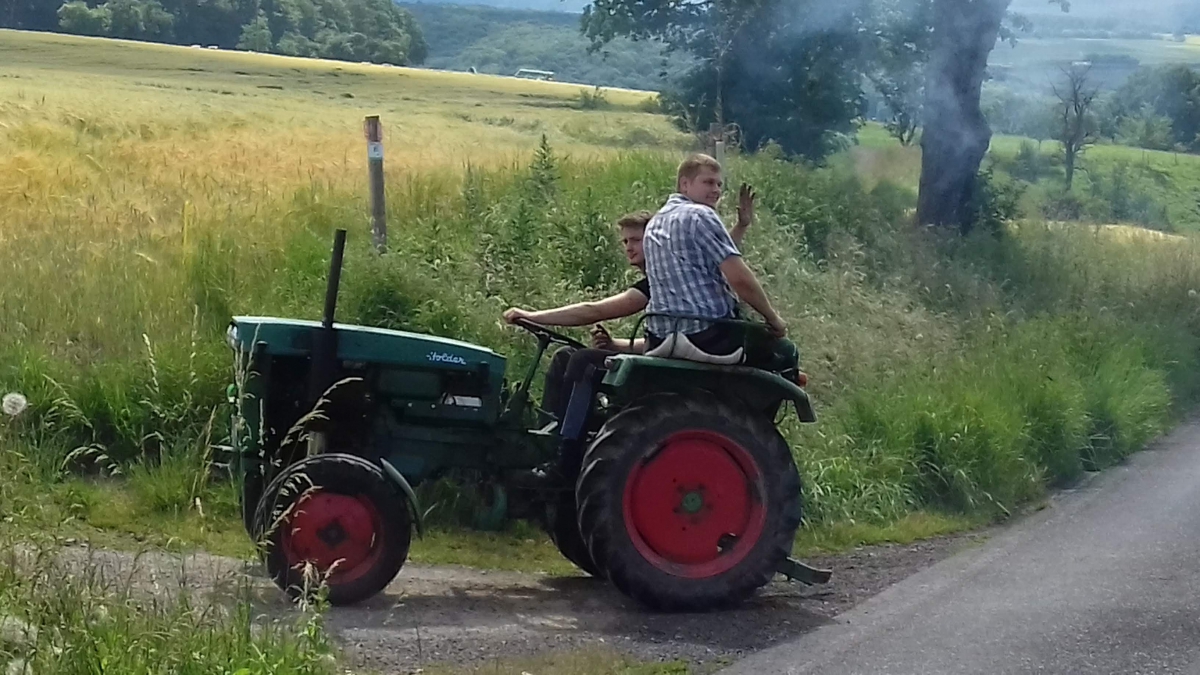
[321,229,348,332]
[307,228,347,419]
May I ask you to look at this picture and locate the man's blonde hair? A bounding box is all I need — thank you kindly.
[677,153,723,183]
[616,210,653,230]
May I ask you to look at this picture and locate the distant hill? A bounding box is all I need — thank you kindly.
[1010,0,1192,36]
[402,0,1198,28]
[403,0,588,14]
[402,2,692,90]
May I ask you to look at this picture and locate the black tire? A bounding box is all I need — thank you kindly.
[240,468,263,537]
[546,493,603,577]
[253,453,412,606]
[576,392,802,612]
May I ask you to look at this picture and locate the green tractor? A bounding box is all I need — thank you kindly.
[227,230,828,611]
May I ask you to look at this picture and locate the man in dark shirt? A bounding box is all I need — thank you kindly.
[503,193,757,417]
[504,211,656,355]
[501,199,756,482]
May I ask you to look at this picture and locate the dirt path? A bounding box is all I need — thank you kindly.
[47,532,986,673]
[326,536,985,672]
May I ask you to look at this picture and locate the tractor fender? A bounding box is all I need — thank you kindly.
[767,371,818,424]
[602,355,817,423]
[379,458,425,538]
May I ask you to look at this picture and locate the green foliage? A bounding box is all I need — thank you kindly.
[1009,140,1056,182]
[582,0,874,160]
[56,1,112,36]
[236,11,273,52]
[578,86,609,110]
[967,167,1025,236]
[866,0,935,146]
[4,82,1200,543]
[1083,161,1173,230]
[982,84,1056,141]
[1109,64,1200,153]
[1116,107,1175,152]
[13,0,426,65]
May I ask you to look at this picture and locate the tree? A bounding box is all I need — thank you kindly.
[915,0,1013,232]
[1110,65,1200,153]
[119,0,176,40]
[237,11,274,51]
[7,0,63,30]
[1051,64,1099,191]
[1116,107,1174,152]
[582,0,871,160]
[57,0,111,35]
[867,0,934,146]
[913,0,1071,231]
[35,0,424,66]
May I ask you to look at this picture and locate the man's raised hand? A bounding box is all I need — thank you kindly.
[737,183,756,230]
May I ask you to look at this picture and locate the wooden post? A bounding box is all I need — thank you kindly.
[363,115,387,253]
[708,122,721,157]
[715,140,726,166]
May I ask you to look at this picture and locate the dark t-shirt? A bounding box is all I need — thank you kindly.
[631,277,651,300]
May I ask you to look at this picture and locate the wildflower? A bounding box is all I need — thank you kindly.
[1,393,26,417]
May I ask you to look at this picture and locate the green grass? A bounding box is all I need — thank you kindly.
[850,123,1200,232]
[4,28,1200,597]
[794,512,985,554]
[0,532,339,674]
[11,28,1200,675]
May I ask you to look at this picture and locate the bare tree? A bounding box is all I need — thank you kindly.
[1051,64,1100,191]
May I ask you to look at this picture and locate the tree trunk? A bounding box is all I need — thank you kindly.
[916,0,1011,233]
[1064,146,1076,191]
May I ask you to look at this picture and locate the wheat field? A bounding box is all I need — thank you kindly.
[0,28,684,383]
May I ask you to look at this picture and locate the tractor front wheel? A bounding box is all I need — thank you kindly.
[576,393,802,611]
[253,453,411,605]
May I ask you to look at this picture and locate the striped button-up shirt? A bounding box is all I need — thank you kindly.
[644,194,740,336]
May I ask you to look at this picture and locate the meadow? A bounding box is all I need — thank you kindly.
[4,26,1200,673]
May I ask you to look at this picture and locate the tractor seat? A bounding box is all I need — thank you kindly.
[644,331,744,366]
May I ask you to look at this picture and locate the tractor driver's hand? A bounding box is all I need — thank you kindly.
[591,324,614,350]
[503,308,531,324]
[766,314,788,338]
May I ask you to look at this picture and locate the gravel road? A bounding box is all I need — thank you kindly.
[38,528,984,673]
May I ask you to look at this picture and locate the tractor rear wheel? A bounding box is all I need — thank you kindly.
[576,392,802,611]
[547,493,603,577]
[253,453,411,606]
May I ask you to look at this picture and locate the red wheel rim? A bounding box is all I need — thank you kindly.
[622,430,767,579]
[280,490,384,585]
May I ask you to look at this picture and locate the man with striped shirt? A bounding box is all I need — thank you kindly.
[643,153,800,380]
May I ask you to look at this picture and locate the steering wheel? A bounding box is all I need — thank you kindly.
[513,318,587,349]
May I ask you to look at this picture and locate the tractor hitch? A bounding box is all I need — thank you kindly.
[777,557,832,585]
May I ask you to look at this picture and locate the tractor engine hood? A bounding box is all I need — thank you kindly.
[229,316,507,386]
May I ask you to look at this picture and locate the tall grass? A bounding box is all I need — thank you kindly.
[7,140,1198,534]
[4,30,1200,547]
[0,536,336,674]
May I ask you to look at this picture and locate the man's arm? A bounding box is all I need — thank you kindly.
[719,256,787,337]
[504,289,648,327]
[730,183,755,247]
